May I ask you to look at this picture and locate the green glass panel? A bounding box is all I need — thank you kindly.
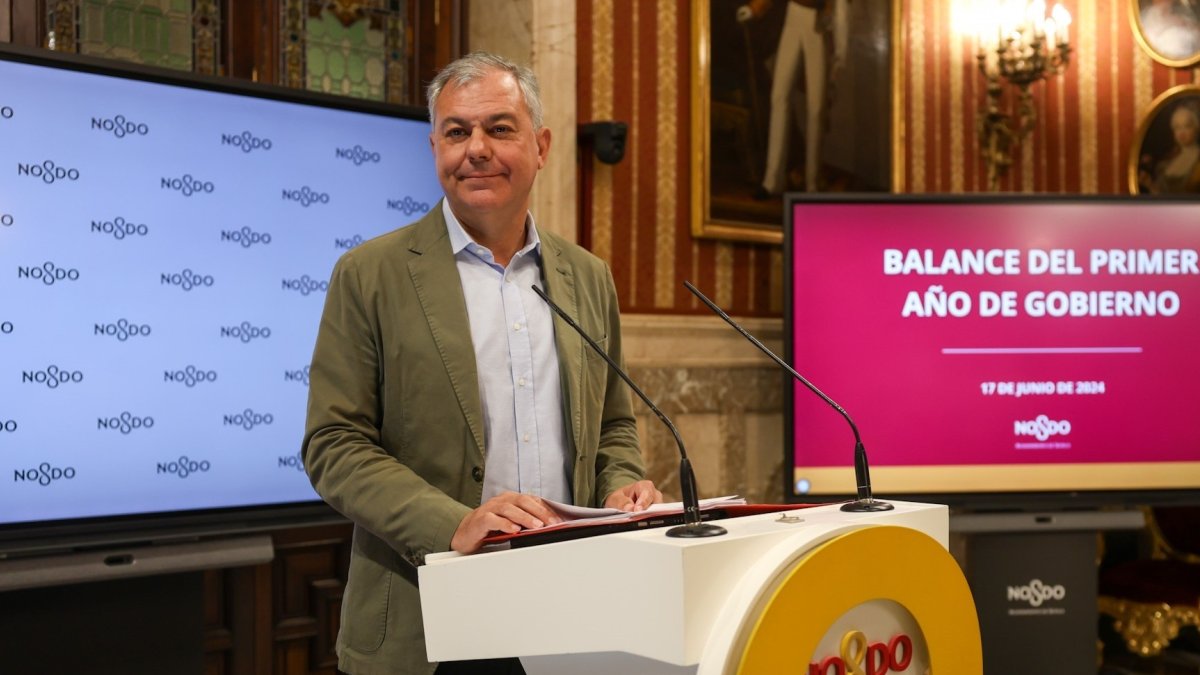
[347,52,365,82]
[308,15,325,39]
[303,6,386,102]
[365,57,385,88]
[327,49,346,80]
[78,0,205,72]
[105,7,132,48]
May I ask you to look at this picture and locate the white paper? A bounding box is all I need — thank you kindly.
[542,495,746,525]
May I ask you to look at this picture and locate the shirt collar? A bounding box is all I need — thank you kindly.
[442,200,542,261]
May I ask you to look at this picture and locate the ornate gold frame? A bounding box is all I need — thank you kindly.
[1129,0,1200,69]
[689,0,903,243]
[1127,84,1200,194]
[1098,507,1200,658]
[1099,596,1200,657]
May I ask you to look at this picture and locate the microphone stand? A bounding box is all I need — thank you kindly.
[684,281,892,513]
[532,285,726,537]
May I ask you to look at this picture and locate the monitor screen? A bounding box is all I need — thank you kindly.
[0,45,442,553]
[785,195,1200,507]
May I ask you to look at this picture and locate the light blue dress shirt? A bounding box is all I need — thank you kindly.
[442,201,572,505]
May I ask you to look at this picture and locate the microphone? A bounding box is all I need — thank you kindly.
[683,281,892,513]
[531,285,726,538]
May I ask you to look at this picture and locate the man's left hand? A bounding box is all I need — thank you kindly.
[604,480,663,512]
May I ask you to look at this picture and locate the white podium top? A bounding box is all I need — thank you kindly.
[419,500,948,668]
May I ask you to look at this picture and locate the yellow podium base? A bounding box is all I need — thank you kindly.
[733,525,982,674]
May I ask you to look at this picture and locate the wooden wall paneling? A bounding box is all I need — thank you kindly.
[1,1,11,42]
[203,562,274,675]
[271,523,352,675]
[10,0,44,46]
[200,524,351,675]
[410,0,461,107]
[222,0,279,83]
[203,568,233,675]
[247,563,275,675]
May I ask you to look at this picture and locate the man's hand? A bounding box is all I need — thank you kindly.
[604,480,664,512]
[450,492,562,554]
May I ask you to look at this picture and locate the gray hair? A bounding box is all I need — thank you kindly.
[426,51,544,130]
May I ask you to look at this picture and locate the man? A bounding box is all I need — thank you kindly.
[736,0,848,196]
[302,51,661,675]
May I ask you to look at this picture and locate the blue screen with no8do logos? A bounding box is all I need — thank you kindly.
[0,47,442,546]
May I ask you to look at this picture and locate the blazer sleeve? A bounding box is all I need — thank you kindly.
[301,251,471,562]
[591,262,648,504]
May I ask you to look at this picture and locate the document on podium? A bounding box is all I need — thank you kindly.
[480,496,815,549]
[545,495,747,523]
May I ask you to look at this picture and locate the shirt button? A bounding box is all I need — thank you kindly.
[518,377,526,387]
[523,434,530,442]
[512,322,521,331]
[471,466,484,482]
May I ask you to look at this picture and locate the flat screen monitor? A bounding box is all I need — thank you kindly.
[785,195,1200,508]
[0,45,442,555]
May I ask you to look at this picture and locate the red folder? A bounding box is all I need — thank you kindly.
[482,503,823,549]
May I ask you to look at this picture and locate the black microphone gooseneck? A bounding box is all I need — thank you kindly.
[683,281,893,513]
[531,285,726,537]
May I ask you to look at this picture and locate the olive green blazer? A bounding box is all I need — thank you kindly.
[302,204,645,675]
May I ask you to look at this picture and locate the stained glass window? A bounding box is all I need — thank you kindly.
[282,0,408,104]
[46,0,220,74]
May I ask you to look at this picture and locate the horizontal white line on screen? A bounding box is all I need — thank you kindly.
[941,347,1143,354]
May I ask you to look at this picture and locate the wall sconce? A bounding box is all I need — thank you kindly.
[967,1,1072,191]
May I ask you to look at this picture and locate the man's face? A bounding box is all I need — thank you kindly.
[430,69,550,229]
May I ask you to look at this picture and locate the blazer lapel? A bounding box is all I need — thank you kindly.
[406,207,486,456]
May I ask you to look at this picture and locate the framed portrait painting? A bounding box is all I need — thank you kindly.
[690,0,895,243]
[1130,0,1200,67]
[1130,84,1200,195]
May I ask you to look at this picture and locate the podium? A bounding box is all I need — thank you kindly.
[420,500,982,674]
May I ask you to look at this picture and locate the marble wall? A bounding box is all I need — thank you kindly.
[623,315,786,505]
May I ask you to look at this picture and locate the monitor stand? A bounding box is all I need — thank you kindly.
[951,509,1145,675]
[0,571,203,675]
[0,534,273,591]
[0,535,273,675]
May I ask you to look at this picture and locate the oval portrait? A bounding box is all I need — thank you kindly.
[1132,0,1200,67]
[1130,85,1200,194]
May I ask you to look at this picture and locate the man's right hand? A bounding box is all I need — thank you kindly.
[450,492,563,554]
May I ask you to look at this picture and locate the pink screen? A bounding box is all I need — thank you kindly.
[789,200,1200,498]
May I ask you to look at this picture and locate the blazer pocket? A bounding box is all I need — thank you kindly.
[583,334,609,362]
[581,334,611,421]
[340,552,392,654]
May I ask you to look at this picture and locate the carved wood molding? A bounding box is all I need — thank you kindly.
[202,523,352,675]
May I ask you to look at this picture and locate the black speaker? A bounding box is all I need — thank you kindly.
[579,121,628,164]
